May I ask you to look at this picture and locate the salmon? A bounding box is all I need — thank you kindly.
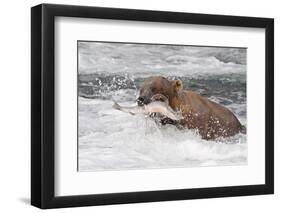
[112,100,183,121]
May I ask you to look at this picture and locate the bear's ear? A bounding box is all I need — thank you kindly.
[172,79,183,93]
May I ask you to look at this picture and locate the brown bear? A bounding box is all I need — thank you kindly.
[137,76,245,140]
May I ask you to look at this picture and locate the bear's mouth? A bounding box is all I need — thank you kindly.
[136,93,170,120]
[136,93,168,106]
[150,94,169,103]
[146,94,172,121]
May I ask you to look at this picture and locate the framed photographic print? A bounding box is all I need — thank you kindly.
[31,3,274,209]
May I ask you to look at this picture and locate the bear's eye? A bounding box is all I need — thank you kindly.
[151,87,156,93]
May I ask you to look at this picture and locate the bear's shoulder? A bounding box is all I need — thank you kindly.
[178,90,212,108]
[179,90,202,99]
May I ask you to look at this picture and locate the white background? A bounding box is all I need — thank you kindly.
[0,0,279,212]
[56,18,265,196]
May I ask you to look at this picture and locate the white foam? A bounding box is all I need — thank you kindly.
[78,98,247,171]
[78,42,246,77]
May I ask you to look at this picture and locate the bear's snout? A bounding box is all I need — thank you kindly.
[137,96,150,106]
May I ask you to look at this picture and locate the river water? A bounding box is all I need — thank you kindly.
[78,41,247,172]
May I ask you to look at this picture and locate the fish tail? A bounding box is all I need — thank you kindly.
[112,100,121,110]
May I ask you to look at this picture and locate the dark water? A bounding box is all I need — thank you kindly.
[78,73,246,118]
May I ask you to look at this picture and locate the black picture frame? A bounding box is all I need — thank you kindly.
[31,3,274,209]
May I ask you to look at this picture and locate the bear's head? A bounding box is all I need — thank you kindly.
[137,76,183,106]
